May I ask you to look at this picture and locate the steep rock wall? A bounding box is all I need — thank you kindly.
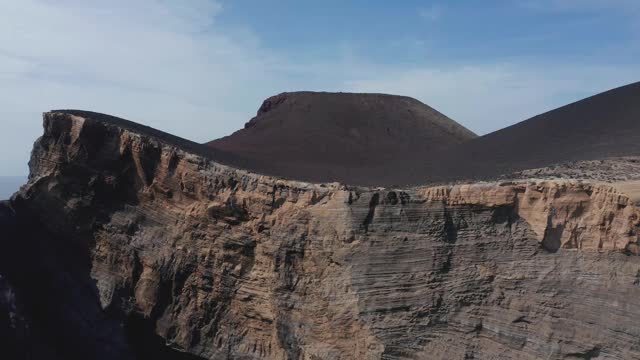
[7,112,640,359]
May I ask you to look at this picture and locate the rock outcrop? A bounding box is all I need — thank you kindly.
[3,111,640,359]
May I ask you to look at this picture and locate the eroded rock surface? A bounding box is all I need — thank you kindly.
[504,157,640,183]
[4,111,640,359]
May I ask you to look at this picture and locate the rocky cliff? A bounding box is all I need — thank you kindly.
[3,111,640,359]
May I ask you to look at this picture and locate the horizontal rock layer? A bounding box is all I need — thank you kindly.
[4,112,640,359]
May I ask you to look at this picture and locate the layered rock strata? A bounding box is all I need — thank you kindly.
[3,111,640,359]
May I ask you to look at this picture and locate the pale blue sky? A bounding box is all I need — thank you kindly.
[1,0,639,175]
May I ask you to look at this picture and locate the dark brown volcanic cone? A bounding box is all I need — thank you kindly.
[206,91,476,186]
[424,81,640,182]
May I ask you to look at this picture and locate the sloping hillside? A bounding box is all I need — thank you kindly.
[425,81,640,182]
[207,92,476,186]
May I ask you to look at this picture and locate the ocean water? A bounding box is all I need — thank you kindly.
[0,176,27,200]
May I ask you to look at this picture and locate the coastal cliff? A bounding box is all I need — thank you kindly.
[3,111,640,359]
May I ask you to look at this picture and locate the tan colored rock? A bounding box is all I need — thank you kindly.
[9,111,640,359]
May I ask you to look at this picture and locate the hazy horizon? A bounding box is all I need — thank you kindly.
[0,176,27,200]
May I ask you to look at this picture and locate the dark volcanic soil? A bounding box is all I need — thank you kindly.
[423,81,640,183]
[206,92,476,186]
[207,82,640,186]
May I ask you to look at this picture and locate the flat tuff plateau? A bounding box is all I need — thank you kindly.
[2,111,640,359]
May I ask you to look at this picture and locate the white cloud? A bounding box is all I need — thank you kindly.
[0,0,289,174]
[0,0,274,106]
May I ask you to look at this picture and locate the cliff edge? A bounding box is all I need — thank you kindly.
[2,111,640,359]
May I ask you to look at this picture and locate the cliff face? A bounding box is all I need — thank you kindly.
[5,112,640,359]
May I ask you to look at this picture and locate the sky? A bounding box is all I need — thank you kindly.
[1,0,639,176]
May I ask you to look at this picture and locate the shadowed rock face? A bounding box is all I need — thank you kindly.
[207,92,477,186]
[3,112,640,359]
